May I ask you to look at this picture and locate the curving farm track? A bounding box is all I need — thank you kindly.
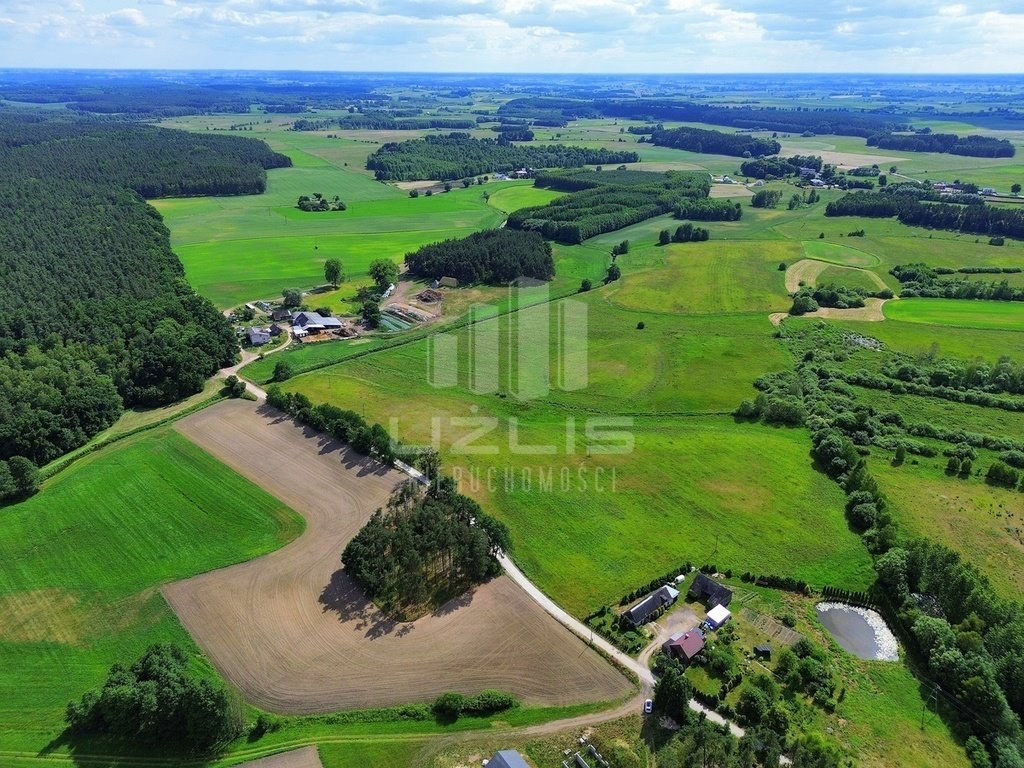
[163,399,631,714]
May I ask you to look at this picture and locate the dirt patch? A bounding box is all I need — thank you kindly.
[233,746,323,768]
[769,312,788,327]
[803,298,889,322]
[164,400,629,714]
[785,259,830,293]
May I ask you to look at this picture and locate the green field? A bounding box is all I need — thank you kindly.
[0,428,303,753]
[883,297,1024,330]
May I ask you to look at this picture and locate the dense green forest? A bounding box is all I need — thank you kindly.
[826,191,1024,239]
[646,126,781,157]
[342,477,511,620]
[365,133,639,180]
[404,229,554,284]
[674,197,743,221]
[507,170,710,243]
[867,131,1015,158]
[0,113,289,467]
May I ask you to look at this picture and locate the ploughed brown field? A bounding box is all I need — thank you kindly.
[163,399,630,714]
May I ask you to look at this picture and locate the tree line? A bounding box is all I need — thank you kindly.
[0,113,274,468]
[867,131,1015,158]
[342,475,512,621]
[293,116,476,131]
[365,133,638,181]
[825,191,1024,240]
[646,126,781,157]
[404,229,554,285]
[497,96,905,139]
[508,170,711,244]
[891,262,1024,302]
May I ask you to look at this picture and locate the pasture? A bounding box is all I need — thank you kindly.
[871,453,1024,601]
[166,399,630,711]
[883,297,1024,331]
[0,428,302,752]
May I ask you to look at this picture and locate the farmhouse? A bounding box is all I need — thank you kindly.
[689,573,733,609]
[663,629,705,663]
[486,749,530,768]
[625,584,679,627]
[271,307,293,322]
[247,326,271,345]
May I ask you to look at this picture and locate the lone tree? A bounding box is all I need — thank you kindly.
[368,259,399,293]
[1013,183,1022,195]
[362,299,382,328]
[324,258,344,288]
[658,229,671,246]
[282,288,302,308]
[605,263,621,283]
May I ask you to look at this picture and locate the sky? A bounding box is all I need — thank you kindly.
[2,0,1023,73]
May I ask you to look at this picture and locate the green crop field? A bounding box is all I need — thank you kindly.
[485,183,565,213]
[0,428,303,754]
[883,297,1024,330]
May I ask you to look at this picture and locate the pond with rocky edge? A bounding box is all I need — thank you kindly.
[815,602,899,661]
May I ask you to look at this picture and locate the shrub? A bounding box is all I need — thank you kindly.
[636,321,645,330]
[272,360,293,382]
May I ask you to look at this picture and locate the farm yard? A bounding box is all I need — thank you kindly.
[165,399,631,712]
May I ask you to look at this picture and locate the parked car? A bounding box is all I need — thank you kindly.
[643,698,653,714]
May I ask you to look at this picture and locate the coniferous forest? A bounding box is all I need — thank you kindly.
[0,113,291,471]
[404,229,554,285]
[365,133,639,180]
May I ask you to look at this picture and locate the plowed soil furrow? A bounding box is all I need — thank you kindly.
[163,400,630,714]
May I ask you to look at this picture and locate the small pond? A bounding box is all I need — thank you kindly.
[815,602,899,661]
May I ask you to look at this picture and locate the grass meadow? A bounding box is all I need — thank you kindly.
[883,297,1024,330]
[0,429,303,753]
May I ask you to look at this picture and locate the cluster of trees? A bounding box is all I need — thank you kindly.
[876,538,1024,765]
[365,133,638,181]
[751,189,783,208]
[296,193,346,212]
[826,191,1024,240]
[662,223,710,243]
[266,387,397,462]
[493,127,534,141]
[509,171,711,244]
[740,154,824,179]
[342,476,511,620]
[65,644,239,752]
[0,456,39,502]
[788,283,868,315]
[404,229,554,285]
[673,197,743,221]
[0,114,272,466]
[867,132,1015,158]
[530,168,705,193]
[890,262,1024,302]
[646,126,781,157]
[293,116,475,131]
